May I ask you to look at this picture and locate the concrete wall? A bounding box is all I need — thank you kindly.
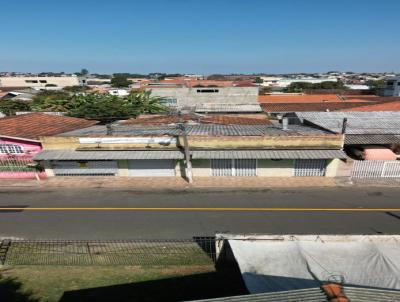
[192,159,211,177]
[117,160,129,176]
[146,87,259,106]
[325,159,339,177]
[41,136,181,150]
[0,76,82,88]
[257,160,294,177]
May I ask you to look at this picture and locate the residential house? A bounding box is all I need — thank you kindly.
[0,75,85,89]
[295,112,400,178]
[34,116,346,179]
[143,81,260,112]
[0,113,98,179]
[383,77,400,96]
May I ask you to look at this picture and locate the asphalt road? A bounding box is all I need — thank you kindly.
[0,187,399,239]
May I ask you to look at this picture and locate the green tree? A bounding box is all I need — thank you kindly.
[63,86,90,93]
[75,68,89,76]
[68,93,137,121]
[365,79,386,94]
[31,91,71,112]
[111,75,133,87]
[0,100,31,116]
[126,90,167,115]
[254,77,263,84]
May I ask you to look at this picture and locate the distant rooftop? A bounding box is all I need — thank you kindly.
[296,111,400,135]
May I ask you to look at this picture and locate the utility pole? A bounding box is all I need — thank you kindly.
[178,123,193,183]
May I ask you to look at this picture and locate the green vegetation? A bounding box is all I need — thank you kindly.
[30,90,167,121]
[0,100,31,116]
[285,80,345,92]
[74,68,89,76]
[365,79,386,94]
[111,74,133,87]
[31,90,71,112]
[0,265,217,302]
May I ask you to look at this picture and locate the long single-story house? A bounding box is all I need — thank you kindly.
[34,116,347,179]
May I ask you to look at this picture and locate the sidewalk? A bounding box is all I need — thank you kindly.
[0,176,338,190]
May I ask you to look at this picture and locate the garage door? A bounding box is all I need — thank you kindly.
[294,159,326,176]
[211,159,257,177]
[128,160,176,177]
[52,160,118,176]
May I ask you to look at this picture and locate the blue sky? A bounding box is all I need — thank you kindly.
[1,0,400,74]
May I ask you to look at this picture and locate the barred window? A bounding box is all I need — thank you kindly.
[0,144,24,154]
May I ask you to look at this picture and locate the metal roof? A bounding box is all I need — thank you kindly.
[343,286,400,302]
[191,149,347,159]
[188,287,400,302]
[345,134,400,144]
[188,288,328,302]
[296,112,400,135]
[59,123,329,137]
[33,150,184,160]
[195,103,262,113]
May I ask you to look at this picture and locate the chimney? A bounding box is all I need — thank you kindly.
[341,118,347,134]
[106,123,113,135]
[282,117,289,130]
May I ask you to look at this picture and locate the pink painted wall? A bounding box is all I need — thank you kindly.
[0,137,42,159]
[0,136,46,179]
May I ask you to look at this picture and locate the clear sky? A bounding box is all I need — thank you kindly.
[1,0,400,74]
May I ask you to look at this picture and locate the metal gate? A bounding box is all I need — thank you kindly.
[211,159,256,177]
[294,159,327,176]
[351,160,400,178]
[52,160,118,176]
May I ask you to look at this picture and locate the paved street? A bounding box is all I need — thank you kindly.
[0,187,399,239]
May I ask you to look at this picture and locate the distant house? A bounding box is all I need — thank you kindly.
[383,77,400,96]
[0,75,85,89]
[144,82,260,112]
[0,113,98,179]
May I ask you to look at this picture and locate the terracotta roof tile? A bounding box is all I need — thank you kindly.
[342,101,400,111]
[261,102,375,113]
[0,113,98,140]
[259,94,346,103]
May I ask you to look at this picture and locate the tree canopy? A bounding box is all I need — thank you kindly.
[30,90,167,121]
[285,81,345,92]
[110,75,133,88]
[0,100,31,116]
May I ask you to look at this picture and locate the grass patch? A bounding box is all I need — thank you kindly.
[0,265,231,302]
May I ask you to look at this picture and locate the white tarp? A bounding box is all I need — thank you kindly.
[226,235,400,294]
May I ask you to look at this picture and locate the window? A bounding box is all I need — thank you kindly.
[25,80,38,83]
[196,89,219,93]
[39,80,47,83]
[160,98,177,105]
[0,144,24,154]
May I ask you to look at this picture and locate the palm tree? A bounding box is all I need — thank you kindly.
[125,90,167,116]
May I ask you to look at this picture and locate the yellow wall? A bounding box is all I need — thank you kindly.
[325,158,341,177]
[192,159,211,177]
[117,160,129,176]
[186,135,343,149]
[257,160,294,177]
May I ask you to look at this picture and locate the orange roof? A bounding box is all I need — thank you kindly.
[258,94,371,103]
[363,146,397,160]
[342,101,400,111]
[0,113,98,140]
